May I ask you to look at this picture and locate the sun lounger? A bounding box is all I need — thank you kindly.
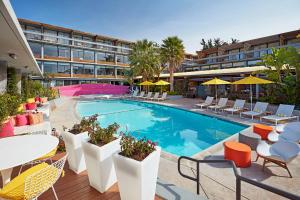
[260,104,298,125]
[240,102,268,120]
[208,98,228,112]
[150,92,159,100]
[268,122,300,143]
[135,91,145,99]
[141,92,152,99]
[127,90,138,98]
[256,140,300,177]
[156,92,167,101]
[224,99,246,115]
[195,96,214,109]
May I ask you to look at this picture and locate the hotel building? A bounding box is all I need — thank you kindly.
[18,19,133,86]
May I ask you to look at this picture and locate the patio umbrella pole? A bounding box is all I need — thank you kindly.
[250,84,253,111]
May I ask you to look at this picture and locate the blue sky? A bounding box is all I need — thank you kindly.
[11,0,300,53]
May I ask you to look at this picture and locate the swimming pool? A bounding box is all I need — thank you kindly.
[76,100,247,156]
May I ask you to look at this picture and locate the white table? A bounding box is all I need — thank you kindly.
[0,135,58,186]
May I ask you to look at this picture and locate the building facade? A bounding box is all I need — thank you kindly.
[18,19,132,86]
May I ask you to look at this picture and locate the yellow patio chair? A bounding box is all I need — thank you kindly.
[0,154,67,200]
[19,146,58,174]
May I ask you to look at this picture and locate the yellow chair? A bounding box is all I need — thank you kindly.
[26,98,35,103]
[19,147,58,174]
[0,154,67,200]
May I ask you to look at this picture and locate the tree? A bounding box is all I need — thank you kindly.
[231,38,239,44]
[207,39,213,48]
[213,38,222,47]
[6,68,19,95]
[200,39,208,50]
[124,69,135,87]
[161,36,185,92]
[129,39,161,81]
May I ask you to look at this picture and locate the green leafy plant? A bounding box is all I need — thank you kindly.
[6,68,19,96]
[66,115,98,135]
[89,122,120,146]
[119,133,157,161]
[0,95,10,127]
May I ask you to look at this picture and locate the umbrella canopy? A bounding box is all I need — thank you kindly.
[202,78,231,102]
[202,78,231,85]
[139,81,154,86]
[232,75,273,110]
[154,80,170,85]
[232,75,273,85]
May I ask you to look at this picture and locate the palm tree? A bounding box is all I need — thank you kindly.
[161,36,185,92]
[231,38,239,44]
[129,39,161,81]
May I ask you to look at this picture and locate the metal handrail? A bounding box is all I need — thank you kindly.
[178,156,300,200]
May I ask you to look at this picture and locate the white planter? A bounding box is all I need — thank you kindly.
[61,131,89,174]
[113,146,161,200]
[82,138,120,193]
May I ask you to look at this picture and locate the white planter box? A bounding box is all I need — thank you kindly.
[61,131,89,174]
[82,138,120,193]
[113,146,161,200]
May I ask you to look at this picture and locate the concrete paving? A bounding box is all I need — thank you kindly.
[50,96,300,200]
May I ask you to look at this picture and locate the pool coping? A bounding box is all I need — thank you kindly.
[73,97,251,161]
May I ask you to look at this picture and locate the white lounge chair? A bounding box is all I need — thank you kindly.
[156,92,167,101]
[141,92,152,100]
[127,90,138,98]
[224,99,246,115]
[208,98,228,112]
[268,122,300,143]
[150,92,159,100]
[256,140,300,177]
[260,104,298,125]
[135,91,145,99]
[195,96,214,109]
[240,102,268,120]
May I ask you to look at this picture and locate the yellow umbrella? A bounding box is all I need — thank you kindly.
[232,75,273,110]
[154,80,170,93]
[202,78,231,101]
[139,81,154,86]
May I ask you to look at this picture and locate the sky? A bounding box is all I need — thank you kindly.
[11,0,300,53]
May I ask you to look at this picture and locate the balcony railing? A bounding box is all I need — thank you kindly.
[23,30,132,53]
[183,43,300,71]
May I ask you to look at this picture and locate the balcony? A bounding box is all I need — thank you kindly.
[183,43,300,71]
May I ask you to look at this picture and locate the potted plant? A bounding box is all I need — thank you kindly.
[61,116,93,174]
[81,115,120,193]
[113,134,161,200]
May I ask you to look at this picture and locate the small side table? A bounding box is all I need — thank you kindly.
[224,141,251,168]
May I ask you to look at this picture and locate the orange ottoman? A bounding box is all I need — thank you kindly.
[253,124,273,140]
[224,141,251,168]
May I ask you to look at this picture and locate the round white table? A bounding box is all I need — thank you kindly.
[0,135,58,186]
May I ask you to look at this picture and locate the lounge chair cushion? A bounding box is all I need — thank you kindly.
[253,124,273,140]
[28,112,44,125]
[0,119,14,138]
[16,114,29,126]
[26,103,37,111]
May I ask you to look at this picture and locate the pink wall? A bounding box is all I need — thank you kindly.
[57,84,129,96]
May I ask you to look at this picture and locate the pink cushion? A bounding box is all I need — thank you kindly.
[26,103,37,110]
[0,119,14,138]
[35,96,41,102]
[16,114,29,126]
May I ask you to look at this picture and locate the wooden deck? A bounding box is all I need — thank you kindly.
[1,153,162,200]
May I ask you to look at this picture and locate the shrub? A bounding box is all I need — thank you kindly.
[6,68,18,96]
[66,115,98,135]
[119,133,157,161]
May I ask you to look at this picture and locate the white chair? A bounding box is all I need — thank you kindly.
[150,92,159,100]
[0,154,67,200]
[208,98,228,112]
[260,104,298,125]
[268,122,300,143]
[135,91,145,99]
[195,96,214,109]
[224,99,246,115]
[156,92,168,101]
[240,102,268,120]
[141,92,152,100]
[256,140,300,177]
[127,90,138,98]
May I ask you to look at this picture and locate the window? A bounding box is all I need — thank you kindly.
[116,55,129,63]
[43,62,58,73]
[44,45,58,57]
[83,65,94,75]
[96,66,115,76]
[72,63,84,74]
[96,52,106,61]
[84,50,94,61]
[36,61,42,71]
[116,68,125,76]
[106,53,114,62]
[55,80,64,86]
[73,35,83,46]
[26,26,42,40]
[58,47,70,58]
[58,32,70,45]
[72,49,84,60]
[83,36,93,48]
[44,29,57,43]
[29,42,42,58]
[57,63,71,74]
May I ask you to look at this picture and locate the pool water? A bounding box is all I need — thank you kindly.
[76,100,247,156]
